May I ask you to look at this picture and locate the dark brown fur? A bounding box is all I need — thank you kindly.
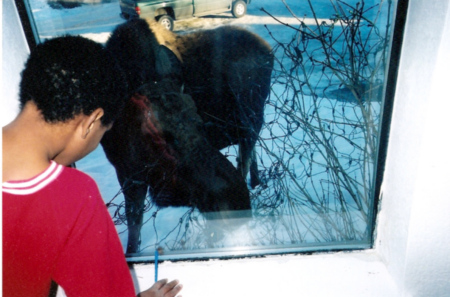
[102,19,273,253]
[149,21,274,188]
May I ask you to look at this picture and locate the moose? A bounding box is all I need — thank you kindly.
[101,19,274,253]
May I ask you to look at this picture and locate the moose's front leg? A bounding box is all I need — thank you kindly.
[120,176,148,254]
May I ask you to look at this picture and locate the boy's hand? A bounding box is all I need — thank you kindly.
[137,279,183,297]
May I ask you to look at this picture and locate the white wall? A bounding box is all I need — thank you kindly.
[3,0,450,296]
[376,0,450,295]
[1,0,29,126]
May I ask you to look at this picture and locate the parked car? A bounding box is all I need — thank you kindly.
[47,0,99,9]
[119,0,251,30]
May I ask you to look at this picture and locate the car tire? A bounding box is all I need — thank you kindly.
[157,15,175,31]
[232,0,247,18]
[120,12,131,20]
[48,0,81,9]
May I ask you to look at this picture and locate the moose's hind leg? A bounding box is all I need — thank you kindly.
[249,149,260,189]
[237,138,261,189]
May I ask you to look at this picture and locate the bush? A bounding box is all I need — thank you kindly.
[253,0,394,243]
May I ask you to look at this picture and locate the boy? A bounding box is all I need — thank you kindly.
[2,35,182,297]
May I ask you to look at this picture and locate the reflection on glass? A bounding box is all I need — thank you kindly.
[26,0,396,260]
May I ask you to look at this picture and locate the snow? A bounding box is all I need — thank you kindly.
[28,0,389,259]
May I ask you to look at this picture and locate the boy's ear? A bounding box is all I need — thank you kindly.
[81,108,105,139]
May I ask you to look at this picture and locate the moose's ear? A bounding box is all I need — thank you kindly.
[155,45,183,83]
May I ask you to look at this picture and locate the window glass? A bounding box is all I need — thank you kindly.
[22,0,398,260]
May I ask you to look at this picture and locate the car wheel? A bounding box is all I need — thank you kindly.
[120,12,131,20]
[48,0,81,9]
[232,0,247,18]
[157,15,174,31]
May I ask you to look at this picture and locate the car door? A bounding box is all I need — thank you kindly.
[193,0,232,16]
[170,0,194,19]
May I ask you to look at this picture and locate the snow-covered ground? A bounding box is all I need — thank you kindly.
[28,0,389,259]
[29,0,356,42]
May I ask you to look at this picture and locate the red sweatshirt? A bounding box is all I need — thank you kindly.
[2,161,135,297]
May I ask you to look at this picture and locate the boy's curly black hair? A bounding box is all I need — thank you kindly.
[19,35,128,126]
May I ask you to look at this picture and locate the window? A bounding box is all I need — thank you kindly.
[17,0,402,261]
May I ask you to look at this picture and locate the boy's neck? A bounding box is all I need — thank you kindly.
[2,103,71,182]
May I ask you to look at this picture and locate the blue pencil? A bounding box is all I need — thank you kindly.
[155,249,159,282]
